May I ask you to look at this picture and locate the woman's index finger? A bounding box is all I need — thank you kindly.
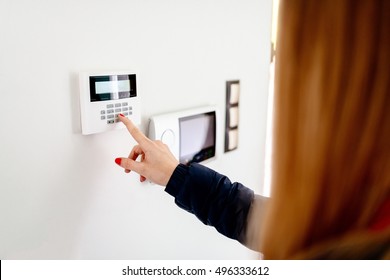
[118,114,150,145]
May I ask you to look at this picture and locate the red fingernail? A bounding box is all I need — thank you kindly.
[115,158,122,165]
[119,114,125,117]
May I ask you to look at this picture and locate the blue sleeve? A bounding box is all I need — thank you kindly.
[165,163,254,242]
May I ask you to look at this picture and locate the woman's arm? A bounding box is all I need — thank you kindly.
[115,115,267,250]
[166,163,267,250]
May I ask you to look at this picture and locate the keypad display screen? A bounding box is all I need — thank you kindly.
[179,112,216,165]
[89,74,136,102]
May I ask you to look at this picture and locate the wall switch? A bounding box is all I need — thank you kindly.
[225,80,240,152]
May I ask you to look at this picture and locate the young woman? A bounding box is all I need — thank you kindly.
[115,0,390,259]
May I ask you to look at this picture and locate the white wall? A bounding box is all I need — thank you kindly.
[0,0,272,259]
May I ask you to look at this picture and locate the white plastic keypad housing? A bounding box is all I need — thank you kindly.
[79,71,141,135]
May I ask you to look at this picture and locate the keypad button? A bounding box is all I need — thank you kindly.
[128,111,133,115]
[115,108,121,113]
[100,110,105,114]
[115,103,121,107]
[107,120,115,124]
[122,102,128,106]
[107,114,114,119]
[101,115,106,120]
[122,107,128,111]
[124,112,129,116]
[107,104,114,109]
[129,106,133,110]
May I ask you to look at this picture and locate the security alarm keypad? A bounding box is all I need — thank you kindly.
[100,102,133,124]
[80,72,140,135]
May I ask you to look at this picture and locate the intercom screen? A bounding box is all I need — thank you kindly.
[179,112,216,165]
[89,74,136,102]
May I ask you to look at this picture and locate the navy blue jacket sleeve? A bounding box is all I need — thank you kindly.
[165,163,254,243]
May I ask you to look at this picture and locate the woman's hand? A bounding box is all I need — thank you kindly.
[114,114,179,186]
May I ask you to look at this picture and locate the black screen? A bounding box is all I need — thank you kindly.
[179,112,216,165]
[89,74,136,102]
